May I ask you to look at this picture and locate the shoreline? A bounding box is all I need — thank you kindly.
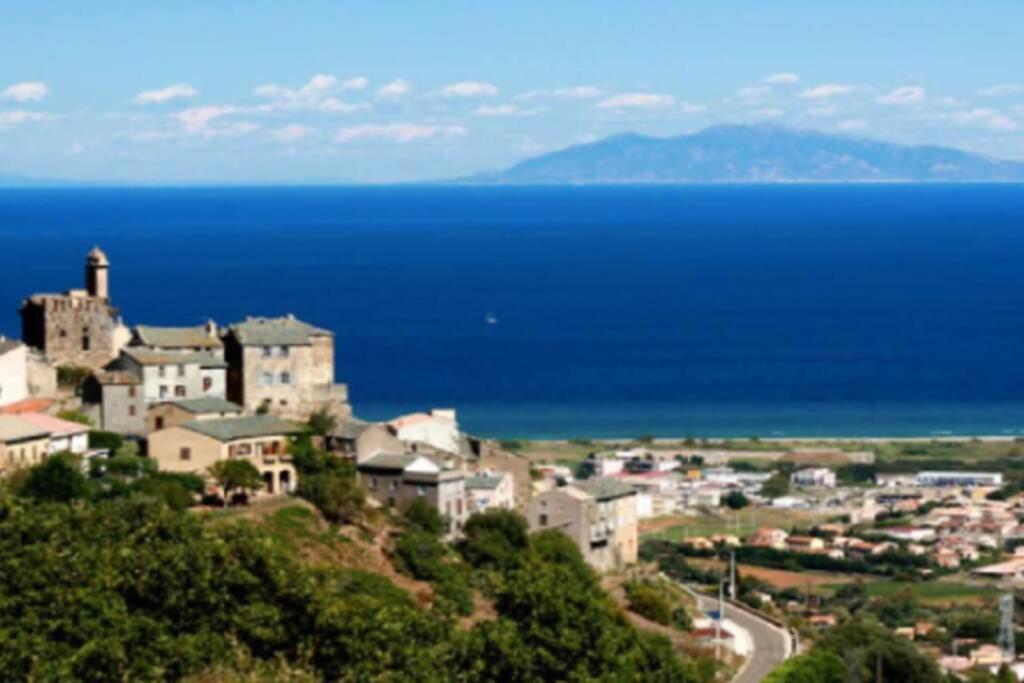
[509,434,1023,446]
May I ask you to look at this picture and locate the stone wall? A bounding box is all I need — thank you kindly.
[21,295,125,369]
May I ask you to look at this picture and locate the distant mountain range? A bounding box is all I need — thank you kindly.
[464,125,1024,184]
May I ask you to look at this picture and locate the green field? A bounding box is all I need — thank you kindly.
[857,580,1001,606]
[641,508,828,541]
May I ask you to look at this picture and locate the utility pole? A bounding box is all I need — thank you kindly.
[729,551,737,600]
[716,580,725,660]
[999,593,1015,662]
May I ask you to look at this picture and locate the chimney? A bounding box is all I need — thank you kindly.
[205,319,218,338]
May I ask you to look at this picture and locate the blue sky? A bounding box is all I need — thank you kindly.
[2,1,1024,182]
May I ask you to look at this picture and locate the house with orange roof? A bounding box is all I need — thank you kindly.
[15,413,88,455]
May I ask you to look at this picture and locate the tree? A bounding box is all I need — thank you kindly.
[402,497,445,536]
[208,459,263,505]
[760,473,790,499]
[18,452,91,503]
[723,490,749,510]
[307,409,337,438]
[460,509,530,571]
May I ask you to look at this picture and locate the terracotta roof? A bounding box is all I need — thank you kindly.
[14,412,88,437]
[0,397,56,414]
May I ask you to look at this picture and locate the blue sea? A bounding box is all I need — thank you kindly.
[2,184,1024,439]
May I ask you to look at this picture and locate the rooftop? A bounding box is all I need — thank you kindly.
[229,315,331,346]
[0,338,23,356]
[134,324,222,350]
[358,452,418,471]
[572,477,637,501]
[180,415,301,442]
[466,474,505,490]
[92,369,141,386]
[0,415,51,442]
[123,348,227,368]
[162,397,242,414]
[14,412,89,437]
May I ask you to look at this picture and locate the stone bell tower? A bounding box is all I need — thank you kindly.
[85,246,110,301]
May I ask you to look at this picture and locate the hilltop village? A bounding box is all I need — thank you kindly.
[6,249,1024,681]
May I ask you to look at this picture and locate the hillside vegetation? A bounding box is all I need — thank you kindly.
[0,448,711,682]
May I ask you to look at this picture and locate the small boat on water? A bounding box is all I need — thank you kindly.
[485,312,499,325]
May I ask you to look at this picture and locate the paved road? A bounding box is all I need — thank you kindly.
[691,592,790,683]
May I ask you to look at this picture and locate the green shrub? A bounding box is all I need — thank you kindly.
[624,580,674,626]
[88,430,124,452]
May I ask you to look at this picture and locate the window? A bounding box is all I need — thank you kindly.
[262,346,273,357]
[174,385,186,397]
[177,364,185,377]
[457,499,463,515]
[369,477,377,489]
[279,346,289,357]
[388,480,397,491]
[158,366,166,378]
[159,385,169,398]
[260,372,274,386]
[128,406,136,417]
[81,334,90,351]
[202,377,213,392]
[180,447,191,461]
[417,485,427,497]
[238,443,252,456]
[155,417,164,430]
[128,386,136,398]
[279,371,291,385]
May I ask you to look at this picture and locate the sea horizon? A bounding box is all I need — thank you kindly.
[3,183,1024,440]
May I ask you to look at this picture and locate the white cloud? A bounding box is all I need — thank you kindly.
[473,104,543,117]
[134,83,198,104]
[271,124,314,143]
[436,81,499,98]
[0,110,54,127]
[377,79,412,99]
[1,82,48,102]
[254,74,370,112]
[798,83,855,100]
[515,85,603,101]
[943,107,1018,131]
[319,98,370,114]
[679,101,707,114]
[836,119,869,131]
[762,72,800,85]
[335,123,467,144]
[978,84,1024,97]
[596,92,674,109]
[876,86,925,105]
[174,105,237,133]
[170,105,259,138]
[67,142,86,155]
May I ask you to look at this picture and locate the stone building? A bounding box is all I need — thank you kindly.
[356,453,468,537]
[147,397,242,434]
[223,315,350,421]
[527,478,638,572]
[82,369,143,434]
[148,415,301,498]
[19,247,129,368]
[0,338,28,408]
[0,415,51,472]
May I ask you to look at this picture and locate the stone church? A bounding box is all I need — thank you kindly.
[20,247,130,368]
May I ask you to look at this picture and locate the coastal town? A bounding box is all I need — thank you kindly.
[4,248,1024,681]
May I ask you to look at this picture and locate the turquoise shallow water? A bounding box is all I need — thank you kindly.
[2,184,1024,438]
